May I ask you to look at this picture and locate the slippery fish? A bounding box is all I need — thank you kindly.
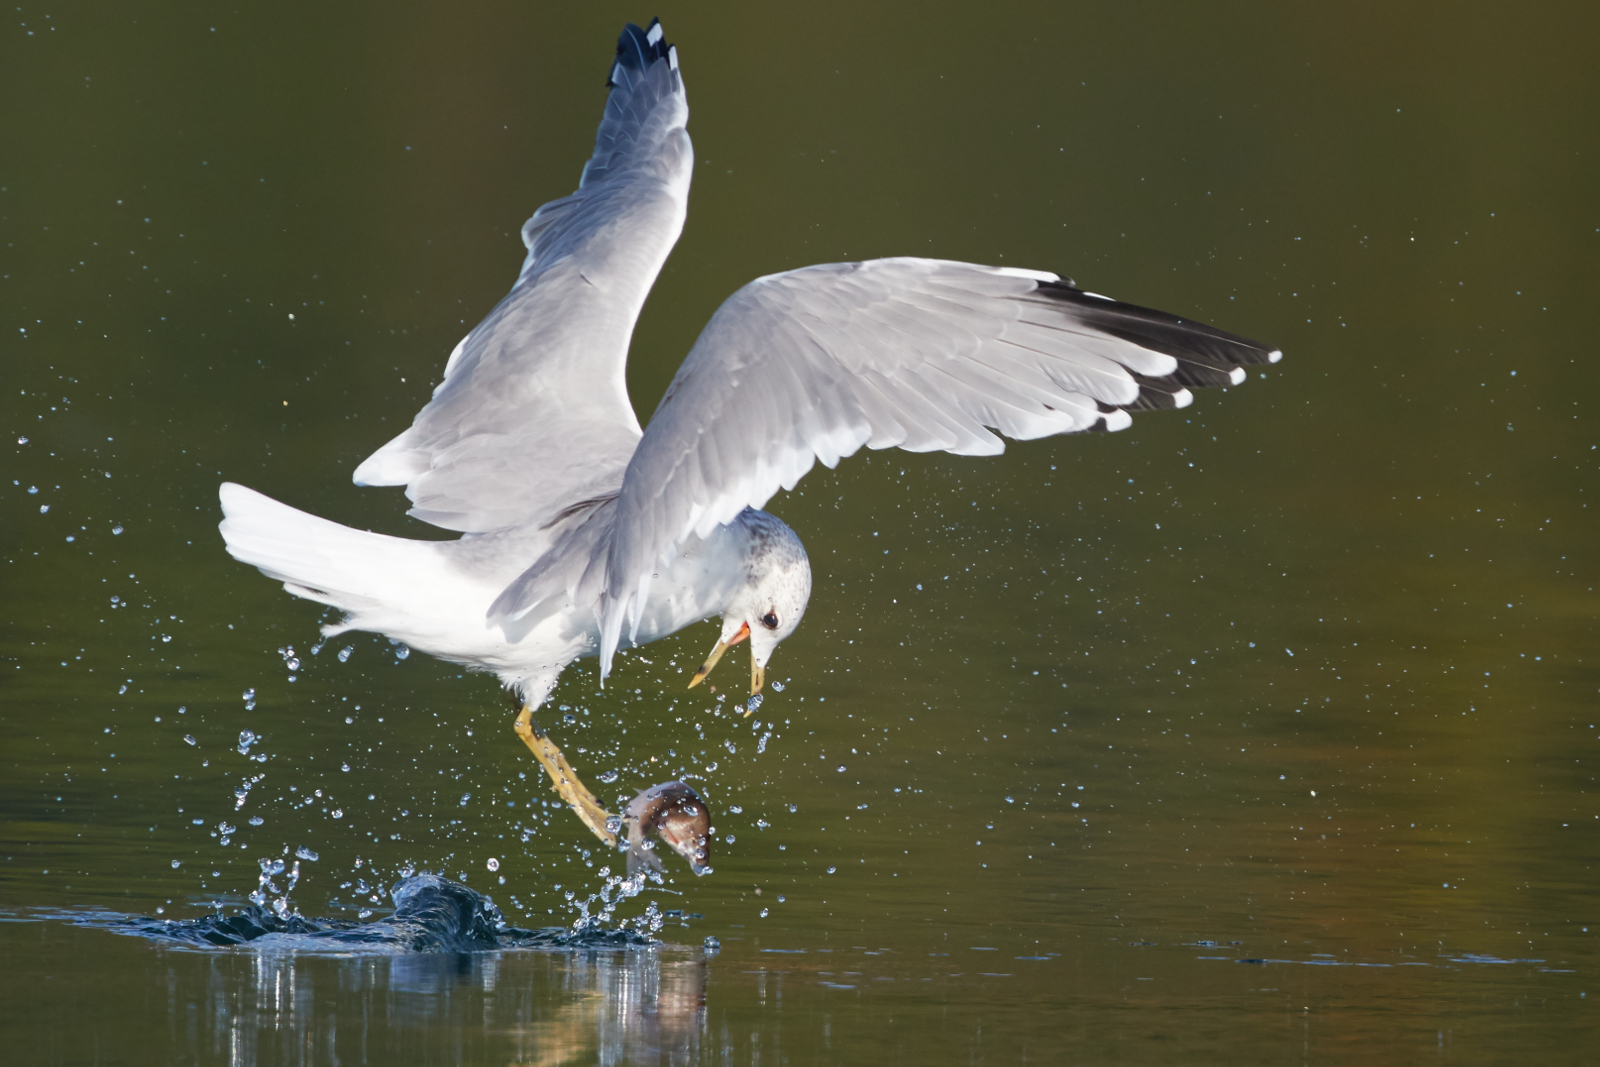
[623,781,712,877]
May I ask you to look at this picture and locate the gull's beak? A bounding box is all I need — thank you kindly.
[751,656,764,698]
[688,621,750,690]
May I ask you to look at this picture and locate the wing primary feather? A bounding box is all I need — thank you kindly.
[580,258,1276,681]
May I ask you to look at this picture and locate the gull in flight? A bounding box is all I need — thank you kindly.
[219,19,1280,865]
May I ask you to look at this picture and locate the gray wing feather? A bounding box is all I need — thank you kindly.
[352,24,690,534]
[555,257,1278,670]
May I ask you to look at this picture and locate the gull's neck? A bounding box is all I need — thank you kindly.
[626,509,792,647]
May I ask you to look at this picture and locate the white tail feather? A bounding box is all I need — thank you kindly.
[217,482,452,629]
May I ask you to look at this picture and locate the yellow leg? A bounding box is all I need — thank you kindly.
[514,707,618,848]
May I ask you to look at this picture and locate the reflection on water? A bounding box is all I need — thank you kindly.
[39,876,705,1064]
[172,945,703,1067]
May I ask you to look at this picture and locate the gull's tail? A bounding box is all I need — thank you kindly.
[217,482,452,635]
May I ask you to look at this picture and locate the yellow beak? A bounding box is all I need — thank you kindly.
[687,621,750,690]
[687,622,765,707]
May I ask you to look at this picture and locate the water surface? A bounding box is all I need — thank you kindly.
[2,2,1596,1063]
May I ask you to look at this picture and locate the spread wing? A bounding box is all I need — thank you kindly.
[351,20,690,533]
[490,257,1279,671]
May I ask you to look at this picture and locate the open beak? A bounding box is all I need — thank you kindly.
[688,621,749,690]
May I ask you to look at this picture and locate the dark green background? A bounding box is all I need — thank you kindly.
[3,1,1596,1062]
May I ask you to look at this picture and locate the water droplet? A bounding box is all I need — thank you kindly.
[724,834,735,844]
[599,769,618,784]
[111,526,123,535]
[605,815,622,834]
[248,816,264,826]
[703,935,720,955]
[358,908,373,919]
[837,765,846,773]
[776,894,785,902]
[340,763,350,772]
[486,857,500,872]
[760,907,769,918]
[393,645,410,661]
[771,681,785,692]
[170,859,182,869]
[295,847,318,861]
[459,793,471,806]
[1005,796,1015,804]
[337,646,353,662]
[183,735,197,746]
[236,729,257,755]
[827,866,837,874]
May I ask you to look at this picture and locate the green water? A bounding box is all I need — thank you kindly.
[3,2,1597,1063]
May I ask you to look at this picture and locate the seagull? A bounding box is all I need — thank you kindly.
[218,19,1280,863]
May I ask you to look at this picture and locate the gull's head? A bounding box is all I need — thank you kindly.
[688,510,810,703]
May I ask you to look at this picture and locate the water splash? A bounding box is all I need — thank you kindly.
[233,773,265,810]
[560,866,665,936]
[104,875,651,952]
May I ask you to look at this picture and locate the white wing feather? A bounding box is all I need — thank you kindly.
[352,25,691,534]
[488,256,1279,674]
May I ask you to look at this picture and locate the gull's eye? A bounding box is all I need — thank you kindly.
[760,612,780,630]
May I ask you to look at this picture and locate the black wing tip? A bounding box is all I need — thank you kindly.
[1026,274,1282,415]
[609,19,671,85]
[1028,276,1281,394]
